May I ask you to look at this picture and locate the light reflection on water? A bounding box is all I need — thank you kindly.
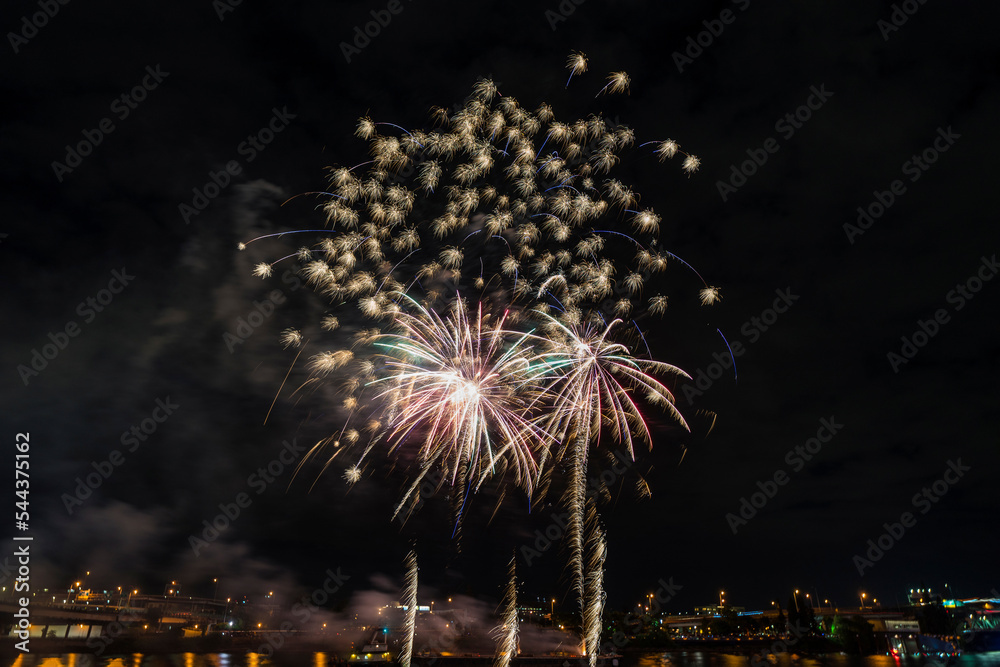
[630,652,1000,667]
[6,655,296,667]
[7,654,1000,667]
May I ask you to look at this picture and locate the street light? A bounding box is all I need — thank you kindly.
[213,578,219,602]
[719,591,725,608]
[860,593,867,611]
[551,599,556,626]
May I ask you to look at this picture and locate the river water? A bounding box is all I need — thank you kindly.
[6,653,1000,667]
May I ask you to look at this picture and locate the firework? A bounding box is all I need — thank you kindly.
[242,52,718,650]
[565,51,589,88]
[398,550,418,667]
[492,556,520,667]
[582,501,606,666]
[533,313,690,458]
[241,57,711,339]
[525,312,690,612]
[358,295,551,522]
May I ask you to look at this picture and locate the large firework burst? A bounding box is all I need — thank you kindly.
[244,50,719,660]
[361,295,550,521]
[242,54,707,329]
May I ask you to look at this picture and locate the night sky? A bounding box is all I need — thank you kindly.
[2,0,998,617]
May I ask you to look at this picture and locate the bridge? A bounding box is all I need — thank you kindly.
[0,599,219,639]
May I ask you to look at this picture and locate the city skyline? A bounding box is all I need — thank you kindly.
[7,569,989,619]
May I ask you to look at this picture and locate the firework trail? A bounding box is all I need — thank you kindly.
[492,555,520,667]
[583,500,606,667]
[525,312,689,618]
[563,432,588,617]
[398,550,419,667]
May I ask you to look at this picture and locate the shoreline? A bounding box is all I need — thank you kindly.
[0,634,846,658]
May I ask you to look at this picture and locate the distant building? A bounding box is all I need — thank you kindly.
[71,588,112,604]
[694,604,745,615]
[908,588,941,605]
